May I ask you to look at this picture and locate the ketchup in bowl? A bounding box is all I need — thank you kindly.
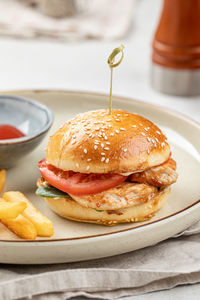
[0,124,25,140]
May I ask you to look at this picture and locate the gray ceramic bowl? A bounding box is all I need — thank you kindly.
[0,95,53,169]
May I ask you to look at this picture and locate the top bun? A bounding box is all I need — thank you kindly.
[46,109,170,174]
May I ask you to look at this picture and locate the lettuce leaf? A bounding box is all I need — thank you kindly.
[36,186,70,199]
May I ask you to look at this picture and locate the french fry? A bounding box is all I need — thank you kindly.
[0,199,27,219]
[0,170,6,195]
[3,191,54,237]
[1,214,37,240]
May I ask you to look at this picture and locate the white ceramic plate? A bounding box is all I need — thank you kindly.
[0,90,200,264]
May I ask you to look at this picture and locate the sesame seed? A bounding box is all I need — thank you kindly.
[101,157,105,162]
[107,119,112,121]
[94,145,98,150]
[105,158,109,163]
[132,125,137,128]
[89,133,93,137]
[117,114,121,116]
[155,138,159,142]
[147,137,151,142]
[125,114,129,116]
[106,142,110,145]
[123,148,127,152]
[94,141,99,145]
[86,166,90,171]
[87,158,92,162]
[141,132,146,136]
[151,139,155,144]
[147,149,150,154]
[120,128,125,131]
[139,123,143,126]
[156,130,161,135]
[108,124,112,128]
[72,135,76,139]
[71,140,76,145]
[101,153,105,156]
[115,130,119,134]
[104,147,110,150]
[98,134,102,138]
[144,128,148,131]
[115,119,120,122]
[110,133,114,136]
[95,127,100,131]
[104,136,108,140]
[83,149,87,154]
[101,143,104,148]
[161,142,165,148]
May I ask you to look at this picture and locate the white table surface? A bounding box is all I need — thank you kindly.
[0,0,199,298]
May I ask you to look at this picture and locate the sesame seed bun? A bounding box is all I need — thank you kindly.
[46,109,170,174]
[45,187,170,226]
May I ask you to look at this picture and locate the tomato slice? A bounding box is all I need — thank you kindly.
[38,159,127,196]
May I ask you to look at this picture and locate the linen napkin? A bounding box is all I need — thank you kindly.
[0,0,134,41]
[1,221,200,300]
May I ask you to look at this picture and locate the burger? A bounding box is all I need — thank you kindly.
[36,109,178,226]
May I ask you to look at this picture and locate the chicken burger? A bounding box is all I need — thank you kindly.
[36,109,178,226]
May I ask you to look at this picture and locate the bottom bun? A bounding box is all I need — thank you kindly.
[45,188,171,226]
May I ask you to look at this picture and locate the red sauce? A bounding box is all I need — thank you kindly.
[0,124,25,140]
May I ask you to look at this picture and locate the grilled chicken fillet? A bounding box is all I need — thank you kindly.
[129,158,178,187]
